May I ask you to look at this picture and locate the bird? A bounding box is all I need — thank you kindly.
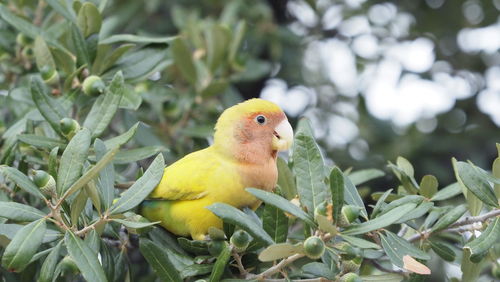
[140,98,293,240]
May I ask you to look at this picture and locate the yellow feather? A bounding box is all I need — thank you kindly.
[141,99,291,240]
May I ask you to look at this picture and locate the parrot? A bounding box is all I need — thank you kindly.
[140,98,294,240]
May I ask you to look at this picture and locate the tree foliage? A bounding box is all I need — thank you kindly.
[0,1,499,281]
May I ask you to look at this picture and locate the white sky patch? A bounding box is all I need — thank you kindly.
[327,115,359,148]
[352,34,379,59]
[365,60,455,126]
[322,5,343,30]
[386,38,435,73]
[260,79,312,117]
[458,23,500,53]
[368,3,397,26]
[477,66,500,125]
[287,0,318,28]
[339,15,371,37]
[320,39,358,97]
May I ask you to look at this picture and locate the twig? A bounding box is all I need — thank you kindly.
[250,253,305,280]
[231,250,248,277]
[75,216,109,236]
[408,208,500,242]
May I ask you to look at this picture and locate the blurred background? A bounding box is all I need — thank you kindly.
[97,0,499,186]
[2,0,500,186]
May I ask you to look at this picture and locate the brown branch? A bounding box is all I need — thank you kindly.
[408,208,500,242]
[231,249,249,277]
[250,253,305,280]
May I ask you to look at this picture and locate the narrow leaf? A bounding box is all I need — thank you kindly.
[65,231,107,282]
[277,157,296,200]
[103,122,139,149]
[56,128,91,195]
[83,72,125,138]
[292,133,327,215]
[38,240,63,282]
[430,183,461,201]
[1,167,44,199]
[100,34,175,45]
[113,146,166,164]
[112,219,159,229]
[207,203,274,246]
[455,160,499,207]
[95,139,115,210]
[17,134,66,150]
[330,167,344,223]
[340,235,380,249]
[0,202,46,221]
[419,175,438,199]
[344,174,368,218]
[1,219,46,272]
[262,204,288,243]
[139,238,182,282]
[348,169,384,186]
[171,37,197,85]
[383,231,430,260]
[464,217,500,258]
[428,240,455,262]
[30,77,66,135]
[208,242,231,282]
[258,243,302,262]
[430,204,467,232]
[246,188,315,226]
[403,255,431,275]
[109,153,164,214]
[343,203,417,235]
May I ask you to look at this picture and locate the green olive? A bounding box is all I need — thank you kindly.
[82,75,105,96]
[303,236,325,259]
[230,230,251,252]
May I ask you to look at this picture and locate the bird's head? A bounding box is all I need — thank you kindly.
[213,99,293,163]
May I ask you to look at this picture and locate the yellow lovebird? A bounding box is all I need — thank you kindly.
[141,99,293,240]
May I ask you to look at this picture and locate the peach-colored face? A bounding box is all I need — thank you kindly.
[236,111,287,147]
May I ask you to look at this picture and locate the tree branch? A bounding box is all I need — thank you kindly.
[408,208,500,242]
[250,253,305,280]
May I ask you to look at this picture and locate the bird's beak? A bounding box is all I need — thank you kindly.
[272,119,294,151]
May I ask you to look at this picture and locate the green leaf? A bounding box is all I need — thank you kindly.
[30,77,66,136]
[228,20,246,63]
[383,231,430,261]
[419,175,438,199]
[207,203,274,246]
[246,188,315,226]
[258,242,303,262]
[34,36,56,71]
[464,217,500,259]
[330,167,344,223]
[348,169,385,186]
[17,134,66,150]
[65,231,107,282]
[112,218,159,229]
[428,240,455,262]
[51,47,76,75]
[343,203,417,235]
[100,240,115,281]
[100,34,175,45]
[292,132,327,216]
[0,224,60,244]
[430,183,461,201]
[171,37,197,85]
[277,157,297,200]
[343,174,368,219]
[119,85,142,110]
[83,72,125,138]
[180,264,213,279]
[0,4,40,39]
[70,190,89,225]
[461,249,481,282]
[1,167,45,199]
[340,235,380,249]
[1,219,46,272]
[302,262,336,280]
[103,122,139,149]
[94,139,115,210]
[38,240,63,282]
[109,153,164,214]
[177,238,209,255]
[430,204,467,232]
[454,159,499,207]
[56,128,91,195]
[205,24,230,72]
[395,201,433,223]
[104,47,170,82]
[262,203,288,243]
[46,0,76,22]
[71,23,90,66]
[113,146,167,164]
[208,242,231,282]
[379,195,424,216]
[389,158,419,194]
[371,189,393,219]
[315,214,337,235]
[0,202,46,221]
[94,43,134,74]
[493,158,500,200]
[139,238,182,282]
[77,2,102,37]
[48,146,59,178]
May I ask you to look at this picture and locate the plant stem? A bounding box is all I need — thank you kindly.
[231,250,248,277]
[251,253,304,280]
[408,208,500,242]
[75,216,108,236]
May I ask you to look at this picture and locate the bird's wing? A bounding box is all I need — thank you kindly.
[148,148,232,201]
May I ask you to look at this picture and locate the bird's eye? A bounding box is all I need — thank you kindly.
[255,115,267,125]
